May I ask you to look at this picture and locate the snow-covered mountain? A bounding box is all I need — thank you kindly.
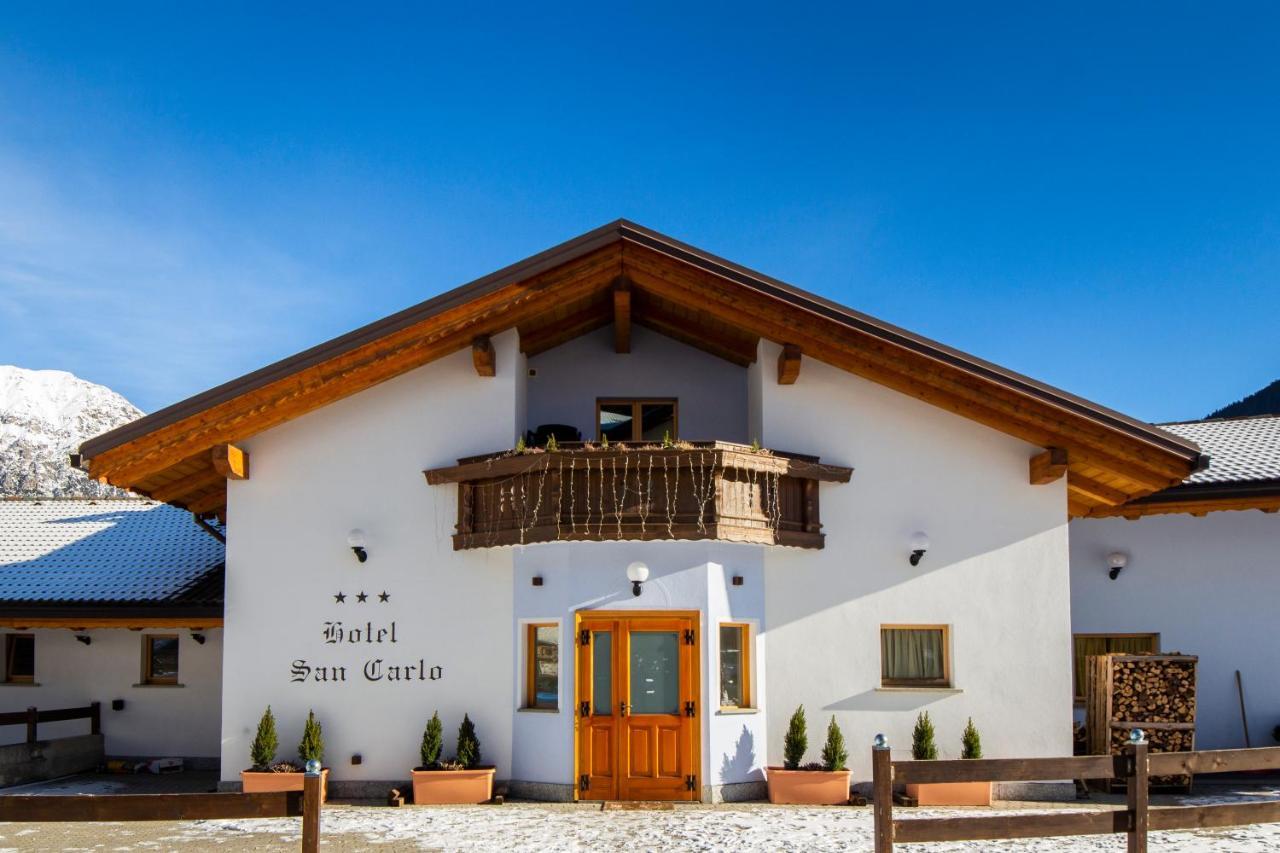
[0,366,143,497]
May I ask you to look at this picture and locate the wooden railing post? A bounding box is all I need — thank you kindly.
[873,736,894,852]
[301,767,322,853]
[1127,731,1149,853]
[90,702,101,735]
[26,707,37,744]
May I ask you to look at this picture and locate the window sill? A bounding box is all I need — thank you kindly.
[1,681,40,687]
[875,686,963,694]
[716,707,759,715]
[132,682,185,688]
[517,707,559,714]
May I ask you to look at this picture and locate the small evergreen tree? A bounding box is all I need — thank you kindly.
[298,710,324,766]
[783,705,808,769]
[455,713,481,769]
[662,430,674,448]
[515,436,526,453]
[249,706,278,770]
[912,711,938,761]
[821,715,848,771]
[961,717,982,760]
[420,711,443,768]
[546,434,558,452]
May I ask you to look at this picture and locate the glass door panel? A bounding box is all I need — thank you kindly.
[592,631,613,715]
[629,631,679,714]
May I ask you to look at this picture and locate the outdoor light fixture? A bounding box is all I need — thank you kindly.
[1108,552,1128,580]
[908,532,930,566]
[626,561,650,597]
[347,529,368,563]
[75,635,91,646]
[191,633,206,645]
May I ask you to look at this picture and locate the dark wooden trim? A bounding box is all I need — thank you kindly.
[1148,746,1280,776]
[0,791,304,822]
[1149,800,1280,831]
[595,398,678,443]
[891,754,1127,784]
[893,810,1127,843]
[142,634,179,685]
[1,702,101,744]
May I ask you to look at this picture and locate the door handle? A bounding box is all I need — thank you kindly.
[580,701,590,718]
[619,702,629,717]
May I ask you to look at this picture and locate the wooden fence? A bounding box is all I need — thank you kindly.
[873,740,1280,852]
[0,771,323,852]
[0,702,99,743]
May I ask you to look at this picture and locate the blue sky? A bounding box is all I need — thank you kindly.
[1,3,1277,421]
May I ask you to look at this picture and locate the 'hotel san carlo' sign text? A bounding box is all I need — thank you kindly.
[289,617,443,684]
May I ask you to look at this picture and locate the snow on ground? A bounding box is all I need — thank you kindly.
[4,787,1280,851]
[173,796,1280,852]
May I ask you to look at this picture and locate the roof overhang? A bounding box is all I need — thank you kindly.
[77,220,1204,518]
[1083,478,1280,519]
[0,605,223,629]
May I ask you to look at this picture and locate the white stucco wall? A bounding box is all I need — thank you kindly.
[525,325,749,443]
[220,331,522,784]
[510,540,766,797]
[0,628,222,758]
[756,341,1073,779]
[1070,511,1280,750]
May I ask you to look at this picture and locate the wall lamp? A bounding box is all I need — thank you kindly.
[347,529,368,563]
[908,532,930,566]
[75,635,91,646]
[1108,552,1128,580]
[626,561,650,597]
[191,633,206,645]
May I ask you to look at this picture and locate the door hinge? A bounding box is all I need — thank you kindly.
[685,700,696,717]
[579,774,590,792]
[685,775,697,792]
[580,629,590,646]
[683,628,695,645]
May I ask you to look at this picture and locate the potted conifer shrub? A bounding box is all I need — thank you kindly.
[411,712,496,804]
[766,706,852,804]
[904,714,990,806]
[240,707,330,801]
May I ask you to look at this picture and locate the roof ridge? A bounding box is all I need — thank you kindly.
[1160,413,1280,426]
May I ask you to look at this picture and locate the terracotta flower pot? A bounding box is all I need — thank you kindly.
[905,781,992,806]
[241,768,329,803]
[766,767,851,805]
[411,766,496,804]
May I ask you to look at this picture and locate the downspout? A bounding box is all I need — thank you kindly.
[193,513,226,544]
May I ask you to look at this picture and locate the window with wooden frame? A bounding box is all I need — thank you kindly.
[525,623,559,710]
[4,634,34,684]
[880,625,951,688]
[1072,633,1158,700]
[141,635,179,685]
[596,398,678,443]
[718,623,752,709]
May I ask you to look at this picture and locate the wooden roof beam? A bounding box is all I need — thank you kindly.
[472,335,496,377]
[777,344,801,384]
[1067,472,1131,507]
[613,277,631,354]
[211,444,249,480]
[185,489,228,517]
[146,467,226,503]
[1030,447,1068,485]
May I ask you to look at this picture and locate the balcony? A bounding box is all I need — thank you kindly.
[423,441,852,550]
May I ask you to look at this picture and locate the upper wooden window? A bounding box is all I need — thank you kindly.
[596,399,678,443]
[142,635,180,685]
[880,625,950,688]
[526,623,559,710]
[718,623,752,709]
[4,634,34,683]
[1072,633,1158,700]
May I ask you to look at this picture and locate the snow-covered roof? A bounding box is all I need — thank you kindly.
[0,498,223,608]
[1159,415,1280,486]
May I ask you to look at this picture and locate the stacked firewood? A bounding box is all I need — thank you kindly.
[1086,653,1198,790]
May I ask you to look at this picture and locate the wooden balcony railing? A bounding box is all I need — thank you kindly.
[424,441,852,550]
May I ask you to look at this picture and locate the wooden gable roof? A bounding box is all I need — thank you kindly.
[77,220,1204,519]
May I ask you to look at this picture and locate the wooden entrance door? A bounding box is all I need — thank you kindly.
[575,611,700,801]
